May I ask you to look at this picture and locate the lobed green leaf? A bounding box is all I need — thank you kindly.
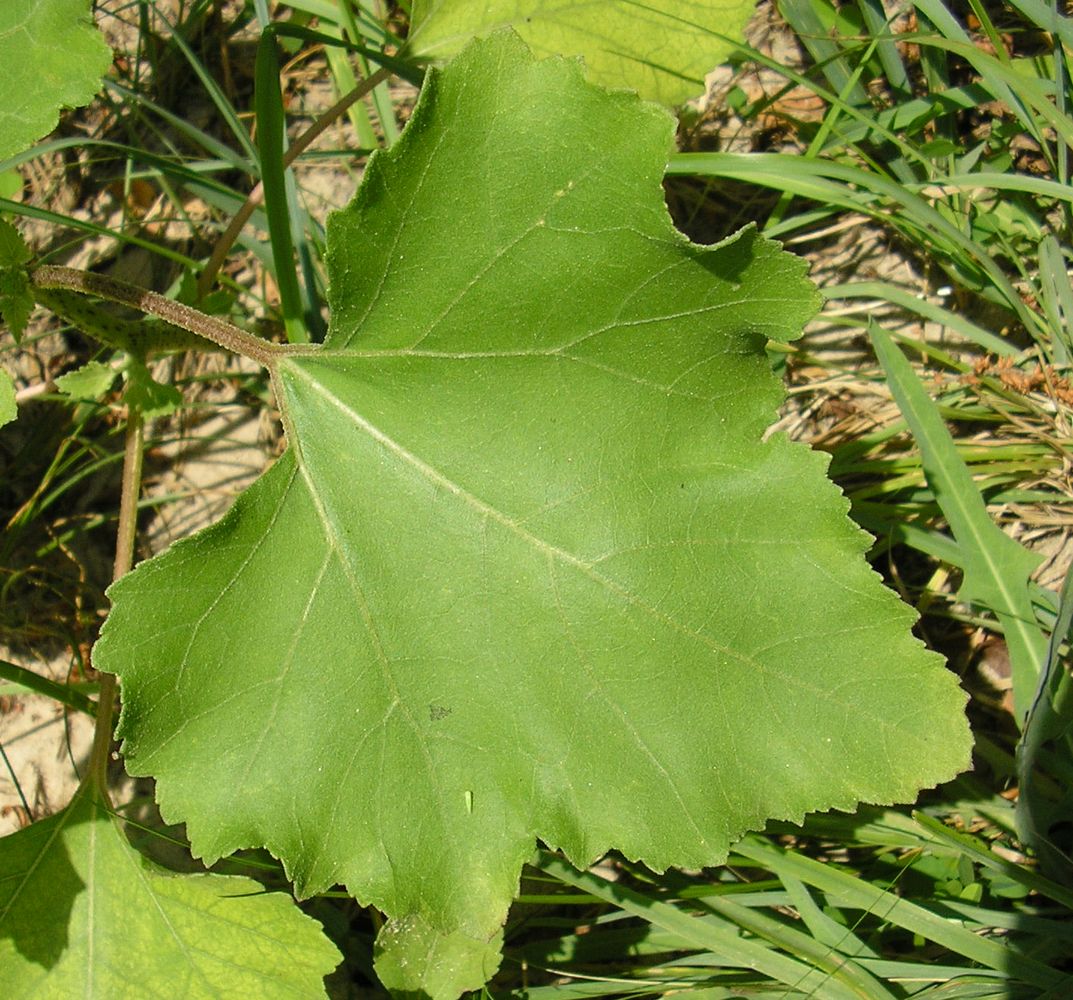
[94,34,972,997]
[0,783,341,998]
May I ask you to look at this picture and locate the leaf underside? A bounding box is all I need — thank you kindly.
[0,0,113,160]
[94,33,972,997]
[0,784,340,999]
[408,0,758,105]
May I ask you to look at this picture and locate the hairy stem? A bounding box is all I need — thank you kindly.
[33,286,215,357]
[31,265,285,368]
[87,407,144,790]
[197,65,393,299]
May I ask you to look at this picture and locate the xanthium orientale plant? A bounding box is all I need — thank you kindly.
[0,15,972,1000]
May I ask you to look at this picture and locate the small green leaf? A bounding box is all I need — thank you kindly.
[123,358,182,417]
[55,360,118,401]
[0,268,32,343]
[408,0,758,105]
[0,368,15,428]
[0,783,341,998]
[0,220,33,342]
[95,34,971,997]
[0,220,30,267]
[0,0,113,159]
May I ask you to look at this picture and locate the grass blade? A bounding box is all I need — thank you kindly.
[0,660,97,716]
[1016,556,1073,885]
[254,30,307,343]
[732,837,1072,992]
[870,322,1047,720]
[536,853,873,999]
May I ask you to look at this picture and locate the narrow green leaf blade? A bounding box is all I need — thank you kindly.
[408,0,758,105]
[732,836,1072,991]
[0,0,113,160]
[254,30,307,344]
[870,323,1046,719]
[95,34,971,997]
[0,785,341,998]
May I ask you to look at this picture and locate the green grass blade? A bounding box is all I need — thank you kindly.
[780,874,878,958]
[153,7,259,163]
[732,837,1072,991]
[104,80,254,174]
[322,22,379,149]
[870,322,1047,720]
[825,281,1016,356]
[856,0,911,96]
[0,198,198,268]
[0,660,98,716]
[338,0,400,145]
[536,853,870,999]
[717,34,932,172]
[1016,555,1073,885]
[777,0,871,105]
[698,892,899,999]
[912,812,1073,909]
[1006,0,1073,47]
[915,172,1073,205]
[1036,235,1073,364]
[254,30,307,343]
[910,26,1073,152]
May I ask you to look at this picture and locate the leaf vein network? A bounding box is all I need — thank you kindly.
[286,362,756,673]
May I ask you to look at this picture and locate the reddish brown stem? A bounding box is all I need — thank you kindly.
[31,265,283,368]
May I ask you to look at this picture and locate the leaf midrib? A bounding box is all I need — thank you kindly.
[283,358,753,672]
[282,358,940,743]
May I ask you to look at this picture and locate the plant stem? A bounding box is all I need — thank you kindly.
[196,65,393,299]
[31,265,285,368]
[32,286,214,357]
[87,407,144,790]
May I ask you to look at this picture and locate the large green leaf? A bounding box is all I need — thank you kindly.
[0,782,341,998]
[0,0,113,160]
[407,0,757,105]
[94,33,972,998]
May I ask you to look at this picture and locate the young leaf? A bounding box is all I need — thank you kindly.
[94,33,972,998]
[870,323,1046,720]
[0,367,15,428]
[0,0,113,160]
[0,219,30,268]
[0,220,33,342]
[407,0,758,105]
[0,269,32,342]
[122,357,183,418]
[55,360,118,401]
[0,783,341,998]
